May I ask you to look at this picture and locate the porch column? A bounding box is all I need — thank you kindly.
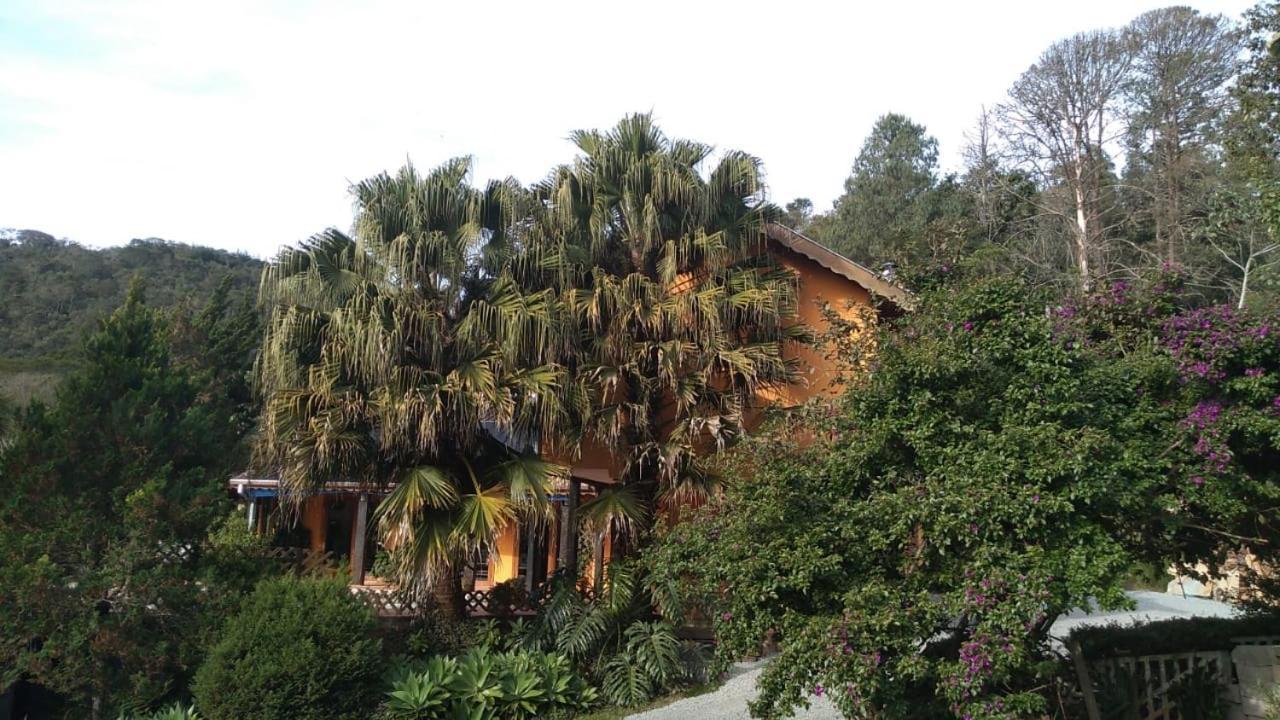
[246,497,257,531]
[304,496,326,553]
[350,493,368,585]
[556,479,581,575]
[592,530,605,594]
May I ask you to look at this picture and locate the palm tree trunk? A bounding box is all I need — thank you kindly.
[432,559,465,619]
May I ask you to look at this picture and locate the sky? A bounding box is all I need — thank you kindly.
[0,0,1258,258]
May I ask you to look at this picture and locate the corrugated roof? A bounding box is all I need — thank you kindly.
[765,223,915,311]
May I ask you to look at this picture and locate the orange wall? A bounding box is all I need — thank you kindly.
[758,246,874,411]
[302,496,327,553]
[477,522,520,589]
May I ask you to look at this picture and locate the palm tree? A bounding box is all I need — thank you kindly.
[513,114,809,549]
[254,158,576,611]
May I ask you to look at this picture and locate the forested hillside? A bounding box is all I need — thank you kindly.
[0,229,261,402]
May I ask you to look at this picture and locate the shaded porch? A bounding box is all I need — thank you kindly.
[228,474,614,616]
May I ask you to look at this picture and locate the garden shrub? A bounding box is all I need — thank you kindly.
[486,579,528,617]
[192,576,384,720]
[1071,614,1280,658]
[402,602,472,657]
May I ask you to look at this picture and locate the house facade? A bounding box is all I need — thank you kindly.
[228,225,911,607]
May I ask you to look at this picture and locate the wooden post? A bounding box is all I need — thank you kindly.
[593,531,605,594]
[304,496,326,553]
[349,493,368,586]
[1070,639,1102,720]
[557,479,581,575]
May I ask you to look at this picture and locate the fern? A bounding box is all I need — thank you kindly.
[600,653,654,706]
[625,621,682,688]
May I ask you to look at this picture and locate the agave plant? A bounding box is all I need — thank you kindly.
[383,647,596,720]
[384,656,456,719]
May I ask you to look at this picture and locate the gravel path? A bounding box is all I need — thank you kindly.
[627,659,842,720]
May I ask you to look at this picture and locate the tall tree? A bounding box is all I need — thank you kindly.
[516,114,806,542]
[253,159,570,609]
[822,113,941,266]
[0,280,260,717]
[998,29,1133,290]
[782,197,814,232]
[1123,7,1241,263]
[1226,1,1280,173]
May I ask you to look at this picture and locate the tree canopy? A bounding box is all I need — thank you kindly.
[653,268,1280,718]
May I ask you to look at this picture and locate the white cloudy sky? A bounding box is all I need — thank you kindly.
[0,0,1256,258]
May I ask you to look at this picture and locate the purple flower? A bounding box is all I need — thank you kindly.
[1032,494,1040,504]
[813,684,824,697]
[1191,476,1205,487]
[969,523,979,534]
[721,611,732,622]
[1246,368,1265,378]
[962,321,975,332]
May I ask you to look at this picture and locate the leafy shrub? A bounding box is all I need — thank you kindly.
[487,579,528,617]
[510,563,706,707]
[380,647,598,719]
[192,576,384,720]
[403,602,472,657]
[118,704,201,720]
[1070,614,1280,658]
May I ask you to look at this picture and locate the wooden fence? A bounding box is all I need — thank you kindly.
[257,546,342,578]
[1088,651,1232,719]
[1078,636,1280,720]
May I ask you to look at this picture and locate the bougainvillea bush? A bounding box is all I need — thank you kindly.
[650,271,1280,719]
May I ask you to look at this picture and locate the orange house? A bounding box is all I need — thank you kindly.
[228,225,911,605]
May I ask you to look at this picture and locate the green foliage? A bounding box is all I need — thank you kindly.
[1227,1,1280,173]
[0,231,260,402]
[192,576,384,720]
[819,113,976,269]
[403,603,475,658]
[118,702,202,720]
[254,161,567,595]
[652,271,1280,719]
[515,113,804,537]
[1070,614,1280,658]
[380,647,598,720]
[0,280,263,716]
[487,579,530,617]
[502,563,700,708]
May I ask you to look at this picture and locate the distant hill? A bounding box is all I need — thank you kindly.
[0,229,263,403]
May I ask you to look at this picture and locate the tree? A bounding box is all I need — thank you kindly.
[822,113,941,267]
[653,271,1280,718]
[0,279,261,717]
[998,30,1132,290]
[1123,7,1241,264]
[515,114,806,543]
[1226,1,1280,173]
[782,197,815,232]
[1198,182,1280,308]
[253,159,570,610]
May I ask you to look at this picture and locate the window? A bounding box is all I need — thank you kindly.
[473,544,491,581]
